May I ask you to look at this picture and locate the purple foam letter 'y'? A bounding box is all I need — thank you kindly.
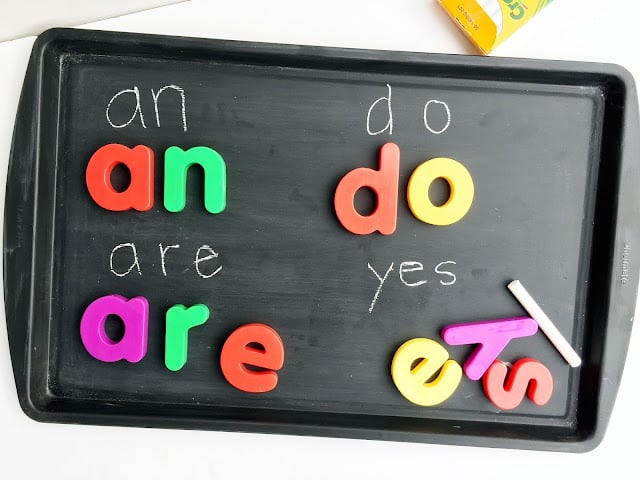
[442,317,538,380]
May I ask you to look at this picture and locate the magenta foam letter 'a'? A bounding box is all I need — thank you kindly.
[80,294,149,362]
[442,317,538,381]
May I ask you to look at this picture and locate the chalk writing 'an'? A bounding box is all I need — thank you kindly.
[106,84,187,132]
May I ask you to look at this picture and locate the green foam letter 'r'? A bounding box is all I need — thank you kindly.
[164,146,226,214]
[165,304,210,371]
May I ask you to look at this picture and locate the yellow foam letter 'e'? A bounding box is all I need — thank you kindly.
[407,157,474,226]
[391,338,462,406]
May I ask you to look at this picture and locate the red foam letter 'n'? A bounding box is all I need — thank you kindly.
[334,142,399,235]
[86,143,154,211]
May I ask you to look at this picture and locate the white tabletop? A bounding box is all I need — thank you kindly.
[1,1,639,477]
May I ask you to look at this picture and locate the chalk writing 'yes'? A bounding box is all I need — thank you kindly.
[367,260,457,313]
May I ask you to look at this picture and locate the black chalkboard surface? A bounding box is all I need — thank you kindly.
[4,28,639,452]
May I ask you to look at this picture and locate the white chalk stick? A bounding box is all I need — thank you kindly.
[507,280,582,368]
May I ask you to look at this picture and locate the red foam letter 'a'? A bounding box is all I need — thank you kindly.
[483,358,554,410]
[86,143,154,211]
[334,142,399,235]
[220,323,284,393]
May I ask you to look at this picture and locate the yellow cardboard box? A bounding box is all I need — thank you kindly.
[439,0,554,54]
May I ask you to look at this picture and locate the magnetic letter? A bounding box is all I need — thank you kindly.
[164,146,226,214]
[407,157,474,226]
[442,317,538,381]
[483,358,554,410]
[391,338,462,406]
[80,294,149,362]
[220,323,284,393]
[86,143,154,211]
[334,142,399,235]
[165,304,210,371]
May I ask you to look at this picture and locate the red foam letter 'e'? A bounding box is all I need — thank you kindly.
[220,323,284,393]
[334,142,399,235]
[483,358,554,410]
[86,143,154,211]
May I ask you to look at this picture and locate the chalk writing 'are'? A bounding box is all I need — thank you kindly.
[110,242,222,279]
[106,84,188,131]
[367,84,451,136]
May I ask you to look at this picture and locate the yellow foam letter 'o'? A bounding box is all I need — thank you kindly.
[407,157,474,226]
[391,338,462,407]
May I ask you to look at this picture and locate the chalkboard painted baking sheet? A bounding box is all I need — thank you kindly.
[4,28,639,452]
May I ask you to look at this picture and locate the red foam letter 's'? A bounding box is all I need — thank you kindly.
[483,358,553,410]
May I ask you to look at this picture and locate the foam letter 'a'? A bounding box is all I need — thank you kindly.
[86,144,154,211]
[80,294,149,363]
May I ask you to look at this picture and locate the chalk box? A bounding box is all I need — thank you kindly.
[439,0,555,54]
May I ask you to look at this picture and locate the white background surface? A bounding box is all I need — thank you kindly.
[1,0,639,478]
[0,0,186,41]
